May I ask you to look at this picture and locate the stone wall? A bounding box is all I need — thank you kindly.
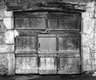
[0,3,15,75]
[0,0,95,75]
[82,1,96,72]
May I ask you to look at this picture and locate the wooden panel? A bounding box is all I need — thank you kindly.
[15,55,38,74]
[38,36,56,53]
[58,57,81,74]
[59,37,79,51]
[15,36,37,53]
[15,17,45,29]
[39,56,57,74]
[48,18,80,30]
[48,13,80,30]
[58,18,80,29]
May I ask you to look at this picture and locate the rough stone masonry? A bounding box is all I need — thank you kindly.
[0,0,96,75]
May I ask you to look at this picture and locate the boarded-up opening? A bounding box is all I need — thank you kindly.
[14,11,81,74]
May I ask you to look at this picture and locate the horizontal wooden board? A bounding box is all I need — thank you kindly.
[48,13,81,19]
[39,53,57,57]
[48,18,80,30]
[58,51,80,58]
[15,56,38,74]
[16,30,45,36]
[58,57,81,74]
[15,36,37,53]
[16,53,38,57]
[14,12,47,18]
[39,57,57,74]
[15,17,45,29]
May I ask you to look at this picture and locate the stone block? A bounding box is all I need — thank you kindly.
[82,46,92,71]
[82,19,95,34]
[0,33,5,44]
[7,53,15,75]
[3,17,13,29]
[0,45,14,53]
[4,30,14,44]
[0,20,6,32]
[0,10,4,18]
[0,53,8,75]
[4,11,13,17]
[4,30,19,44]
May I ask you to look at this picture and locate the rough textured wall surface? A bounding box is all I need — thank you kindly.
[0,3,15,75]
[4,0,93,11]
[82,2,96,72]
[0,0,95,75]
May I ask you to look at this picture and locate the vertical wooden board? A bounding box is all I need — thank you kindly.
[39,57,57,74]
[16,36,37,53]
[38,37,56,53]
[15,56,38,74]
[58,58,81,74]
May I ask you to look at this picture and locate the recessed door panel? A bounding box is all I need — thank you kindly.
[38,35,56,53]
[58,57,80,74]
[15,55,38,74]
[15,36,37,53]
[39,56,57,74]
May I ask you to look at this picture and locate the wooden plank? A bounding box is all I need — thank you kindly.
[48,13,81,19]
[58,57,81,74]
[58,51,80,58]
[15,17,45,29]
[15,36,37,53]
[48,13,81,30]
[39,56,57,74]
[58,18,80,30]
[16,30,45,36]
[14,12,47,18]
[15,55,38,74]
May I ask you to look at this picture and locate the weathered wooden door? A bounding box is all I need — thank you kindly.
[14,11,81,74]
[57,35,81,74]
[15,36,38,74]
[38,34,57,74]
